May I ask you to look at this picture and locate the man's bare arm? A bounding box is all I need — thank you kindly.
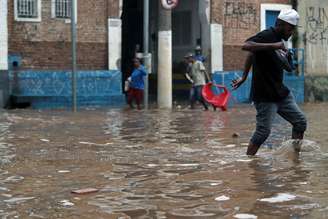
[185,73,193,84]
[242,41,286,52]
[242,52,253,78]
[232,52,253,90]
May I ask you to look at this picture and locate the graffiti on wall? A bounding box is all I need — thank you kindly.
[224,1,257,29]
[9,71,123,97]
[306,7,328,44]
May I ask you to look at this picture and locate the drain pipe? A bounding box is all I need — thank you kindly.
[143,0,149,109]
[71,0,77,112]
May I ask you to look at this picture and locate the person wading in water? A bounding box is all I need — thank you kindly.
[232,9,307,155]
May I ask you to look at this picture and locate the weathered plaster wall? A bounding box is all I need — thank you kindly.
[298,0,328,101]
[298,0,328,76]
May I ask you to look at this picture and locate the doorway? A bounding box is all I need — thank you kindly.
[172,0,202,100]
[121,0,144,82]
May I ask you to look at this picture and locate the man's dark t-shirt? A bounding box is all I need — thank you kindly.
[247,27,290,102]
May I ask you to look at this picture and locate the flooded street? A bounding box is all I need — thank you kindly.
[0,104,328,219]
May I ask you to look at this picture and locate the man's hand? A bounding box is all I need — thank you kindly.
[232,77,246,90]
[274,42,287,52]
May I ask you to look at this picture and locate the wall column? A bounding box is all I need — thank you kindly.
[157,4,172,108]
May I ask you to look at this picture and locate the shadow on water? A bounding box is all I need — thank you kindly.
[0,104,327,218]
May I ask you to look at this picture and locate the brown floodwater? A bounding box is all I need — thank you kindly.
[0,103,327,219]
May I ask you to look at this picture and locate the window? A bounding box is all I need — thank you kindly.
[15,0,41,22]
[54,0,71,18]
[51,0,77,21]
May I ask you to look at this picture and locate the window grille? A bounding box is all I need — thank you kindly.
[55,0,71,18]
[17,0,38,18]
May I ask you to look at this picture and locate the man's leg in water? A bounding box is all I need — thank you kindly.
[277,93,307,151]
[190,87,196,109]
[195,85,208,110]
[248,102,277,155]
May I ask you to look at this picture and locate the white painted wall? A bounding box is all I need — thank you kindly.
[158,30,172,108]
[0,0,8,70]
[108,18,122,70]
[211,23,223,72]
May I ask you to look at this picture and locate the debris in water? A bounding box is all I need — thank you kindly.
[57,170,71,173]
[59,200,74,207]
[233,213,257,219]
[210,183,221,186]
[259,193,296,203]
[232,132,240,138]
[40,139,50,142]
[215,195,230,201]
[71,188,99,195]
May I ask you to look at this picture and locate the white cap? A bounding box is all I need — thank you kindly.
[278,9,300,26]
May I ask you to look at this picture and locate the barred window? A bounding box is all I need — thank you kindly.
[17,0,38,18]
[54,0,71,18]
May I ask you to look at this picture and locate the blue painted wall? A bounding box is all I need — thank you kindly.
[9,70,125,109]
[212,71,305,104]
[7,70,304,109]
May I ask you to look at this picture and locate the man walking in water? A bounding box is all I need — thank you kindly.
[232,9,307,155]
[185,53,210,110]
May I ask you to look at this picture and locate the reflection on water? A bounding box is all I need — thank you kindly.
[0,104,327,218]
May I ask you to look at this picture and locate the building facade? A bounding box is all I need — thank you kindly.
[6,0,124,108]
[297,0,328,101]
[1,0,306,108]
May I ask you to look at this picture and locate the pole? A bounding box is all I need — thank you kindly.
[157,3,172,108]
[71,0,77,112]
[143,0,149,109]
